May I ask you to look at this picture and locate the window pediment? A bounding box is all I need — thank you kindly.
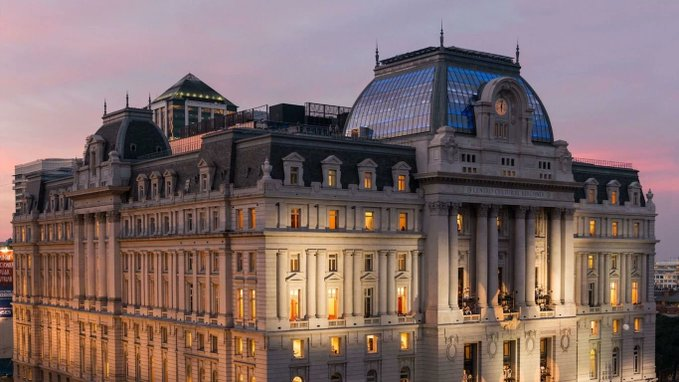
[360,273,377,282]
[357,158,378,168]
[321,155,343,165]
[283,152,305,163]
[136,174,148,182]
[324,273,343,282]
[285,273,305,283]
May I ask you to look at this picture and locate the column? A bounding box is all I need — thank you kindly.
[597,254,604,306]
[343,250,353,317]
[178,251,185,312]
[514,207,526,307]
[306,250,316,318]
[86,213,95,300]
[353,251,362,316]
[648,253,656,302]
[277,251,286,320]
[107,211,120,304]
[223,251,232,318]
[640,253,647,303]
[487,206,499,308]
[603,254,610,305]
[624,254,631,304]
[411,251,419,314]
[449,204,460,310]
[317,251,326,317]
[525,208,536,306]
[387,251,396,315]
[424,201,449,316]
[549,209,562,304]
[96,213,107,302]
[619,252,627,305]
[579,254,588,305]
[475,205,489,309]
[562,209,576,304]
[379,250,388,315]
[73,215,84,302]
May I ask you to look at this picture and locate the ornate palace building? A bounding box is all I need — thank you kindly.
[11,41,656,381]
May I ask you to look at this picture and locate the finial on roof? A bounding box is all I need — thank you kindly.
[375,41,380,67]
[103,99,107,115]
[126,91,129,108]
[148,93,152,109]
[515,40,520,64]
[440,20,444,48]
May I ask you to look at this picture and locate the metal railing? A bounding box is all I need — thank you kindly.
[573,157,634,169]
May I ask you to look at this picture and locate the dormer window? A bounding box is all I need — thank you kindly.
[150,171,161,200]
[136,174,148,201]
[628,181,642,206]
[391,161,411,192]
[358,158,378,191]
[58,194,65,211]
[283,152,305,186]
[49,193,56,212]
[163,169,176,198]
[584,178,599,204]
[321,155,342,189]
[606,180,621,206]
[197,159,214,193]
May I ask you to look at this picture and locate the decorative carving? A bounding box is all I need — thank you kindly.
[428,201,449,215]
[441,135,459,163]
[486,332,498,358]
[261,158,272,180]
[560,328,571,351]
[445,334,458,361]
[525,330,536,353]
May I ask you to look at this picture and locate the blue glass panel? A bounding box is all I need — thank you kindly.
[345,67,435,139]
[446,67,552,142]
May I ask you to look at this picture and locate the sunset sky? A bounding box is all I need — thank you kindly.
[1,1,677,260]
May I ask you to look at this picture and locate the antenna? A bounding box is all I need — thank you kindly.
[440,20,444,48]
[103,99,107,115]
[126,92,129,108]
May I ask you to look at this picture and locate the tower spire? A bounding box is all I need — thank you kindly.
[515,40,520,64]
[103,99,107,115]
[375,41,380,67]
[126,91,129,108]
[440,20,444,48]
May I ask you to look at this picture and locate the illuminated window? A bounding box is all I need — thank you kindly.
[327,288,339,319]
[292,377,303,382]
[398,253,407,271]
[400,332,410,350]
[399,212,408,231]
[610,281,618,306]
[290,208,301,228]
[397,175,406,191]
[236,209,244,230]
[236,289,244,320]
[612,319,620,335]
[589,219,597,236]
[247,338,256,357]
[397,287,407,315]
[587,188,596,203]
[366,335,378,353]
[611,221,618,237]
[290,254,300,272]
[328,210,339,230]
[234,336,243,355]
[364,211,374,230]
[610,191,617,205]
[328,254,338,272]
[248,208,256,229]
[364,254,373,272]
[289,289,300,320]
[185,330,193,348]
[363,172,373,190]
[327,169,337,188]
[632,281,640,304]
[589,348,598,379]
[457,213,464,233]
[590,320,599,337]
[634,317,642,332]
[588,255,595,270]
[249,289,256,319]
[292,339,304,359]
[330,336,341,355]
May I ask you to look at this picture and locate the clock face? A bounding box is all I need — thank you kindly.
[495,98,508,116]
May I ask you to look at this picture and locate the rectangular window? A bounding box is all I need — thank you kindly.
[248,252,256,273]
[632,281,640,304]
[210,334,218,353]
[187,213,194,232]
[249,289,256,319]
[364,254,373,272]
[247,338,256,357]
[610,281,618,305]
[185,330,193,348]
[236,209,244,230]
[330,336,341,355]
[236,253,243,272]
[457,213,464,233]
[397,174,406,192]
[364,288,374,317]
[197,333,205,351]
[234,336,243,355]
[587,189,596,203]
[290,254,300,272]
[292,339,304,359]
[328,169,337,187]
[327,288,339,319]
[590,320,599,337]
[464,343,478,381]
[399,212,408,231]
[588,255,595,270]
[634,317,642,332]
[289,289,300,320]
[611,221,618,237]
[290,167,299,185]
[589,219,596,236]
[363,172,373,189]
[328,254,338,272]
[611,191,618,205]
[211,210,219,231]
[633,222,640,238]
[612,319,620,335]
[366,335,378,353]
[248,208,256,229]
[398,254,407,272]
[364,211,374,230]
[290,208,301,228]
[589,348,598,379]
[161,327,168,344]
[400,332,410,350]
[236,289,244,320]
[397,286,407,315]
[328,209,339,230]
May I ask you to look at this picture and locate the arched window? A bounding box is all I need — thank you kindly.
[589,348,598,379]
[633,345,641,373]
[400,366,411,382]
[330,373,343,382]
[611,347,619,376]
[366,369,378,382]
[291,377,303,382]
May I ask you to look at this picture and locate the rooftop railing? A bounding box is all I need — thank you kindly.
[573,157,634,169]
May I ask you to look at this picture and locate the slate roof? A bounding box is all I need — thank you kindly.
[153,73,237,108]
[572,162,645,206]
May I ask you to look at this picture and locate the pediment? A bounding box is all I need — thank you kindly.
[283,152,305,162]
[584,177,599,186]
[392,161,412,171]
[357,158,378,168]
[136,173,148,182]
[285,273,305,282]
[360,272,377,282]
[324,272,343,282]
[163,169,176,178]
[395,271,410,280]
[149,171,161,179]
[197,158,213,169]
[321,155,343,165]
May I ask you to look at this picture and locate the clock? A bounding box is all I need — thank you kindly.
[495,98,508,116]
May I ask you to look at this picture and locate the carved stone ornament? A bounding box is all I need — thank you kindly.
[441,135,459,163]
[560,328,571,351]
[261,158,272,180]
[486,332,499,358]
[445,334,458,361]
[428,201,449,215]
[525,330,536,354]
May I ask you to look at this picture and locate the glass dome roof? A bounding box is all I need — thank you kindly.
[344,48,553,143]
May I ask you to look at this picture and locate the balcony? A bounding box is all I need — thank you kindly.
[289,321,308,329]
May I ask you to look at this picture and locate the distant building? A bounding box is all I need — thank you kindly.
[0,240,13,377]
[655,260,679,290]
[13,159,76,214]
[11,42,656,382]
